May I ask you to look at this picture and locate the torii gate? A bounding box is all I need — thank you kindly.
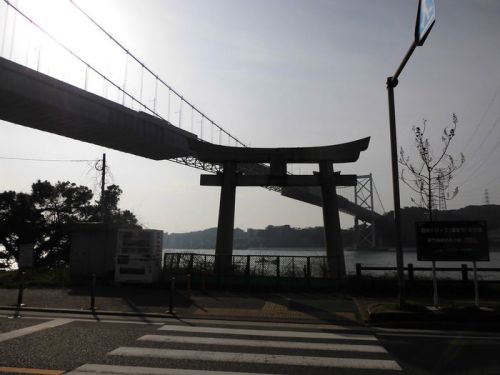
[190,137,370,280]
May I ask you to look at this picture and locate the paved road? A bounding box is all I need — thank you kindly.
[1,311,500,374]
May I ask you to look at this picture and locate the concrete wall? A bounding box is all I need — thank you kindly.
[70,223,118,278]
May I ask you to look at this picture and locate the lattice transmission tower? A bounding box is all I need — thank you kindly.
[484,189,490,205]
[436,170,447,211]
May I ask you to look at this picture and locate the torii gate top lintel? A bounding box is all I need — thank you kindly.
[190,137,370,164]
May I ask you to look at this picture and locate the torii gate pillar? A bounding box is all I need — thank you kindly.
[195,137,370,280]
[319,161,346,279]
[215,161,237,269]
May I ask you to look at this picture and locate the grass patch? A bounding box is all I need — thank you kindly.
[370,301,428,314]
[0,267,71,288]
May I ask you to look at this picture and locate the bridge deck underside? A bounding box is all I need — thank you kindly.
[0,56,378,222]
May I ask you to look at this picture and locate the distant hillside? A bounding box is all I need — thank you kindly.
[164,205,500,249]
[164,225,356,249]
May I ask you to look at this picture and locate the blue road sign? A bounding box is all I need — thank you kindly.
[415,0,435,46]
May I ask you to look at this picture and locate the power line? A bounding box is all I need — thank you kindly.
[0,155,98,162]
[458,112,500,181]
[463,81,500,153]
[458,138,500,187]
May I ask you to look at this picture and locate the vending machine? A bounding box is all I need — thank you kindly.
[114,229,163,283]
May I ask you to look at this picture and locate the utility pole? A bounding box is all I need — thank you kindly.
[100,153,106,221]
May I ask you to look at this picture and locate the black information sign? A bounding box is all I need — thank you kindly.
[416,221,489,261]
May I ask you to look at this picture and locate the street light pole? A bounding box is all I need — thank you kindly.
[387,0,436,308]
[387,0,435,308]
[387,76,406,307]
[387,40,418,308]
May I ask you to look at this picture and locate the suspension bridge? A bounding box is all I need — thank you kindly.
[0,0,384,249]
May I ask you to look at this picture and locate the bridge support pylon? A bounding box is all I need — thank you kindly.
[354,174,376,249]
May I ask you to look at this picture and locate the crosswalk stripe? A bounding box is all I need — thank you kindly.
[174,318,366,331]
[139,334,387,353]
[0,319,72,343]
[67,363,276,375]
[109,347,402,371]
[158,324,376,341]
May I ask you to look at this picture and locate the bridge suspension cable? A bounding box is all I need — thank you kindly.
[68,0,247,149]
[0,0,378,221]
[2,0,162,119]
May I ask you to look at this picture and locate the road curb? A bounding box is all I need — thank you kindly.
[368,309,500,330]
[0,305,363,326]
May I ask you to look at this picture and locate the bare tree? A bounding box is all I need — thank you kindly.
[399,114,465,221]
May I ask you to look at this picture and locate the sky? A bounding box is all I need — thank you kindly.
[1,0,500,234]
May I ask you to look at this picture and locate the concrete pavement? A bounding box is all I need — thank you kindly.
[0,287,361,324]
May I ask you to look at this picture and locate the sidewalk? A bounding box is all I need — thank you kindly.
[2,286,499,328]
[0,286,362,324]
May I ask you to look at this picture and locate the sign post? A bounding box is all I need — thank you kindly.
[473,260,479,306]
[431,261,438,306]
[416,221,489,307]
[18,243,34,269]
[387,0,435,307]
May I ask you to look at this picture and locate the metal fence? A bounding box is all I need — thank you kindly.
[163,253,336,283]
[355,263,500,282]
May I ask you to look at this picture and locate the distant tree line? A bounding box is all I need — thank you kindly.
[165,225,356,250]
[165,205,500,250]
[0,180,138,267]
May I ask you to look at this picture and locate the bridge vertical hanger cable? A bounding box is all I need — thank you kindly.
[153,78,158,112]
[84,65,88,90]
[200,117,204,140]
[0,1,8,55]
[122,52,128,105]
[167,89,171,121]
[2,0,161,120]
[35,37,41,71]
[68,0,247,148]
[7,0,17,59]
[139,64,144,105]
[179,98,183,128]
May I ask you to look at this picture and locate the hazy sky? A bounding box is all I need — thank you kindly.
[1,0,499,233]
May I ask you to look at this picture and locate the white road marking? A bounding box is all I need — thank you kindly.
[158,324,376,341]
[139,334,387,353]
[377,332,500,340]
[67,364,276,375]
[109,347,402,371]
[375,326,500,338]
[0,318,72,343]
[0,313,164,325]
[175,318,366,331]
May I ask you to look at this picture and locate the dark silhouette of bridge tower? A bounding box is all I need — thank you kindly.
[354,174,376,249]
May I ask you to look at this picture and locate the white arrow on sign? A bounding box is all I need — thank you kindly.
[416,0,435,45]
